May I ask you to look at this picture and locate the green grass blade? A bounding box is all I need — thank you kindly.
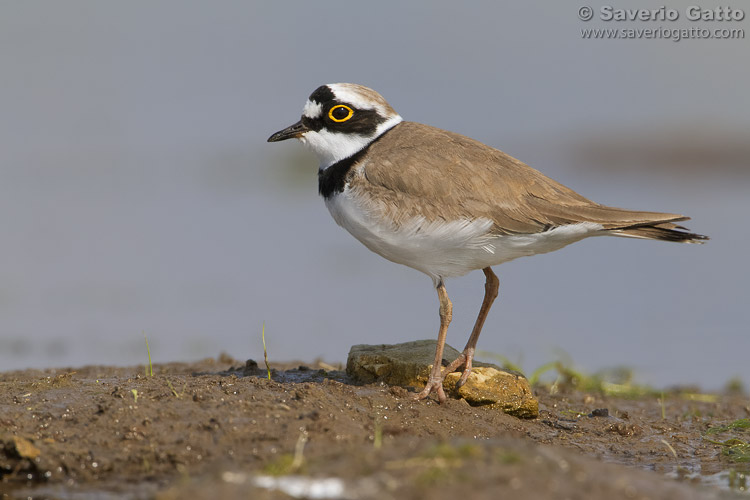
[262,322,271,380]
[143,331,153,377]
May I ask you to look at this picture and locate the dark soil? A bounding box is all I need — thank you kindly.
[1,356,748,499]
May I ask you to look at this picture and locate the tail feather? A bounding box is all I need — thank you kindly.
[611,220,709,244]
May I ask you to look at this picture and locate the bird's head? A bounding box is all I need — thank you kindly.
[268,83,402,169]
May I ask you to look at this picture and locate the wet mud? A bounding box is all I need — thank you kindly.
[1,357,748,499]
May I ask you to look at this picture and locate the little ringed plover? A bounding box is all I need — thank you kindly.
[268,83,708,403]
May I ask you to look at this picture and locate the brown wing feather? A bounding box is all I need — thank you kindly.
[362,122,705,242]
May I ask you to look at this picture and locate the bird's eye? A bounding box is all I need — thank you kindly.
[328,105,354,122]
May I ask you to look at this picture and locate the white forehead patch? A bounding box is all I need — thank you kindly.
[328,84,380,112]
[302,99,322,119]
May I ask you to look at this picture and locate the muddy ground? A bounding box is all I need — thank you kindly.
[1,356,748,500]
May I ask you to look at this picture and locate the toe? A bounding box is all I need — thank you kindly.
[456,369,472,388]
[414,378,449,404]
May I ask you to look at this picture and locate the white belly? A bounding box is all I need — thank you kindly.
[325,188,603,284]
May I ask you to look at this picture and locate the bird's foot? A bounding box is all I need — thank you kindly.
[444,348,475,389]
[413,373,448,404]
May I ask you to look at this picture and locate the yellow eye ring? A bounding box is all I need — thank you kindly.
[328,105,354,122]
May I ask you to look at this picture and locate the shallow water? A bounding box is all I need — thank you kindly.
[1,149,748,391]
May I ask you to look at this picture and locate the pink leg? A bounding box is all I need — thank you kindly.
[443,267,499,388]
[413,280,452,403]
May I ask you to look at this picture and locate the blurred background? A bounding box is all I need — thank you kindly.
[1,2,748,389]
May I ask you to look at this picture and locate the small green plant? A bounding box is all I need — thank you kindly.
[166,379,186,398]
[262,454,296,476]
[478,349,657,397]
[528,361,558,386]
[709,439,750,463]
[143,331,153,377]
[704,419,750,463]
[262,322,271,380]
[131,389,139,403]
[373,418,383,450]
[262,430,308,476]
[480,350,723,403]
[706,419,750,434]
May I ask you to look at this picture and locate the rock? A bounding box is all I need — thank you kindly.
[11,436,41,460]
[442,367,538,418]
[346,340,538,418]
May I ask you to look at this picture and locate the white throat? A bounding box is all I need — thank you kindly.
[299,115,403,169]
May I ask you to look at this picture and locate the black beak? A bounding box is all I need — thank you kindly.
[267,120,308,142]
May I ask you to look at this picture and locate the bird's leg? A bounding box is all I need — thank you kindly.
[444,267,499,388]
[414,280,452,403]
